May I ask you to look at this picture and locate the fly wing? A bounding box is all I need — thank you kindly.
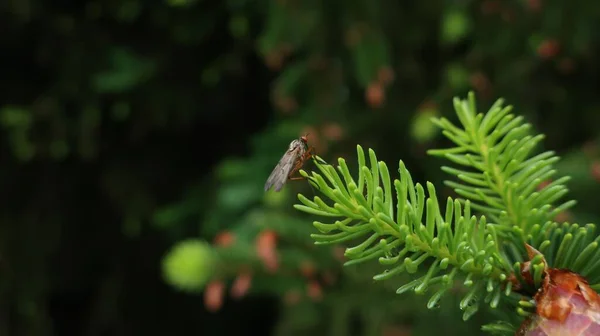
[264,147,301,192]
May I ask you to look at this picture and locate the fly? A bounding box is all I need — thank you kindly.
[264,134,315,192]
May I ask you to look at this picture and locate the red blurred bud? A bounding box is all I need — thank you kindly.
[204,280,225,312]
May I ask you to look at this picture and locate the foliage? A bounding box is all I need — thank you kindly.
[2,0,600,335]
[162,239,216,292]
[294,92,600,334]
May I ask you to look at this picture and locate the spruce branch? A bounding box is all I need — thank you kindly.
[427,92,576,234]
[425,93,600,288]
[293,92,600,334]
[294,147,514,321]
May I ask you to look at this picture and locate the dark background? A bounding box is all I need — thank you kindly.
[1,0,600,335]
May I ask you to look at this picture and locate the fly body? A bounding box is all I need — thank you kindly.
[264,134,314,192]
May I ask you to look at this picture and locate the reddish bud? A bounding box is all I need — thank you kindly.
[537,40,560,59]
[332,246,346,262]
[469,72,492,97]
[321,123,344,141]
[230,271,252,299]
[377,66,395,86]
[510,245,600,335]
[518,269,600,335]
[307,280,323,301]
[204,280,225,312]
[256,230,279,273]
[299,260,316,278]
[527,0,542,12]
[273,95,298,115]
[366,82,385,108]
[558,58,575,74]
[213,231,235,247]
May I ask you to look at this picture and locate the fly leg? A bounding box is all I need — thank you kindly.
[288,147,317,181]
[288,159,307,180]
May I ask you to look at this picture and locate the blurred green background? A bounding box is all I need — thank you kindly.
[1,0,600,335]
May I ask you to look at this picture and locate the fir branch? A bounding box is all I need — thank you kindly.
[295,146,512,321]
[427,92,576,235]
[426,93,600,287]
[293,92,600,334]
